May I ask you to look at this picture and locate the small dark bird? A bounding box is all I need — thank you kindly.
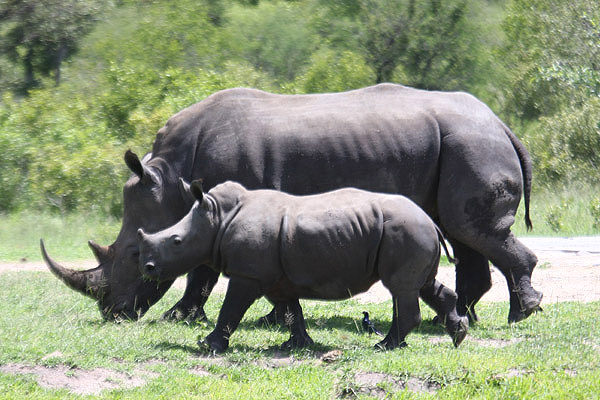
[362,311,383,336]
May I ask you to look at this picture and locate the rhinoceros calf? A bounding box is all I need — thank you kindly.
[137,180,468,352]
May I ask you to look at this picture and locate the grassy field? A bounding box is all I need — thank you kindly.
[0,271,599,399]
[0,185,599,398]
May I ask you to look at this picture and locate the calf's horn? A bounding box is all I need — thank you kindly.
[40,239,105,300]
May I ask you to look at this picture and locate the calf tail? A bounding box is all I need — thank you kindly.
[435,226,457,265]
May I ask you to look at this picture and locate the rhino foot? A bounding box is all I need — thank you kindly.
[162,303,207,323]
[198,332,228,353]
[375,337,408,351]
[280,333,315,350]
[508,288,543,324]
[448,316,469,348]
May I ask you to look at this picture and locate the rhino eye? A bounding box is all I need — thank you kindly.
[172,236,182,246]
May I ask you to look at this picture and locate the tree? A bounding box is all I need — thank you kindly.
[0,0,104,91]
[312,0,478,90]
[501,0,600,119]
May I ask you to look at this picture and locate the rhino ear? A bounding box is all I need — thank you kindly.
[124,150,145,178]
[190,179,205,202]
[178,178,196,205]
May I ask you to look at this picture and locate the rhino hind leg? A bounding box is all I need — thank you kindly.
[449,239,492,323]
[276,299,314,350]
[376,291,421,350]
[199,276,262,353]
[419,279,469,347]
[162,266,219,322]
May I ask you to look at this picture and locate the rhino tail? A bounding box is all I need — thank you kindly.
[435,226,457,265]
[502,124,533,231]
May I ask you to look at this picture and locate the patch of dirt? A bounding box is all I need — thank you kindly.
[0,363,156,395]
[341,372,440,398]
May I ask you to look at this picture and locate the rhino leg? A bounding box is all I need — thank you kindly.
[492,234,543,323]
[420,279,469,347]
[376,292,420,350]
[162,265,219,322]
[256,302,288,327]
[449,239,492,323]
[200,276,262,353]
[276,299,314,350]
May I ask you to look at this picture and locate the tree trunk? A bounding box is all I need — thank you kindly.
[54,43,68,86]
[23,48,35,91]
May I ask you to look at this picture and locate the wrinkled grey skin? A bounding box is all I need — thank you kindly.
[139,181,469,352]
[42,84,541,323]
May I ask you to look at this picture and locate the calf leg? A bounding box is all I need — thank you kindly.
[200,276,262,353]
[274,299,315,350]
[420,279,469,347]
[376,291,421,350]
[449,239,492,323]
[162,265,219,322]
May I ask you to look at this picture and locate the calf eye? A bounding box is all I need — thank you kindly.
[173,236,182,246]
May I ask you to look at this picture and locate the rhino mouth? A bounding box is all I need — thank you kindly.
[41,239,175,321]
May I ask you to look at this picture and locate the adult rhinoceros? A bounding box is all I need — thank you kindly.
[41,83,542,323]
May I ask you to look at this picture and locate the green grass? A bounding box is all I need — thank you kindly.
[0,212,120,262]
[0,271,599,399]
[513,184,600,236]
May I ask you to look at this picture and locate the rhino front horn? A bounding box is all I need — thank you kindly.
[40,239,105,300]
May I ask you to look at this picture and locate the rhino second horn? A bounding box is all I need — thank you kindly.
[88,240,113,264]
[40,239,105,300]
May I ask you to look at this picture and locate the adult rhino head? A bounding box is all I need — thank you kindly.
[41,150,191,320]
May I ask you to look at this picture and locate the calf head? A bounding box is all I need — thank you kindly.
[138,180,219,282]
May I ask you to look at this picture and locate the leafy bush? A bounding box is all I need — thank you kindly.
[525,98,600,184]
[295,49,374,93]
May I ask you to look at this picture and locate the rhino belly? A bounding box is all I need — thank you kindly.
[278,201,384,300]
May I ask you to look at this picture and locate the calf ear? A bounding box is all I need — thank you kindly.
[190,179,205,202]
[178,178,196,205]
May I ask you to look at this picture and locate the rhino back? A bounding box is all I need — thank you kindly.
[149,85,473,215]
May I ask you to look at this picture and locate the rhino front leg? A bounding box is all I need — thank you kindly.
[276,299,314,350]
[200,276,262,353]
[162,265,219,322]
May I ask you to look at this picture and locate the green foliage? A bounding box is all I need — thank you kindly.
[223,1,318,82]
[0,0,107,90]
[590,198,600,230]
[501,0,600,119]
[295,48,374,93]
[523,98,600,184]
[0,0,598,215]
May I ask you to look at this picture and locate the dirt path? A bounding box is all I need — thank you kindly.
[2,237,599,304]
